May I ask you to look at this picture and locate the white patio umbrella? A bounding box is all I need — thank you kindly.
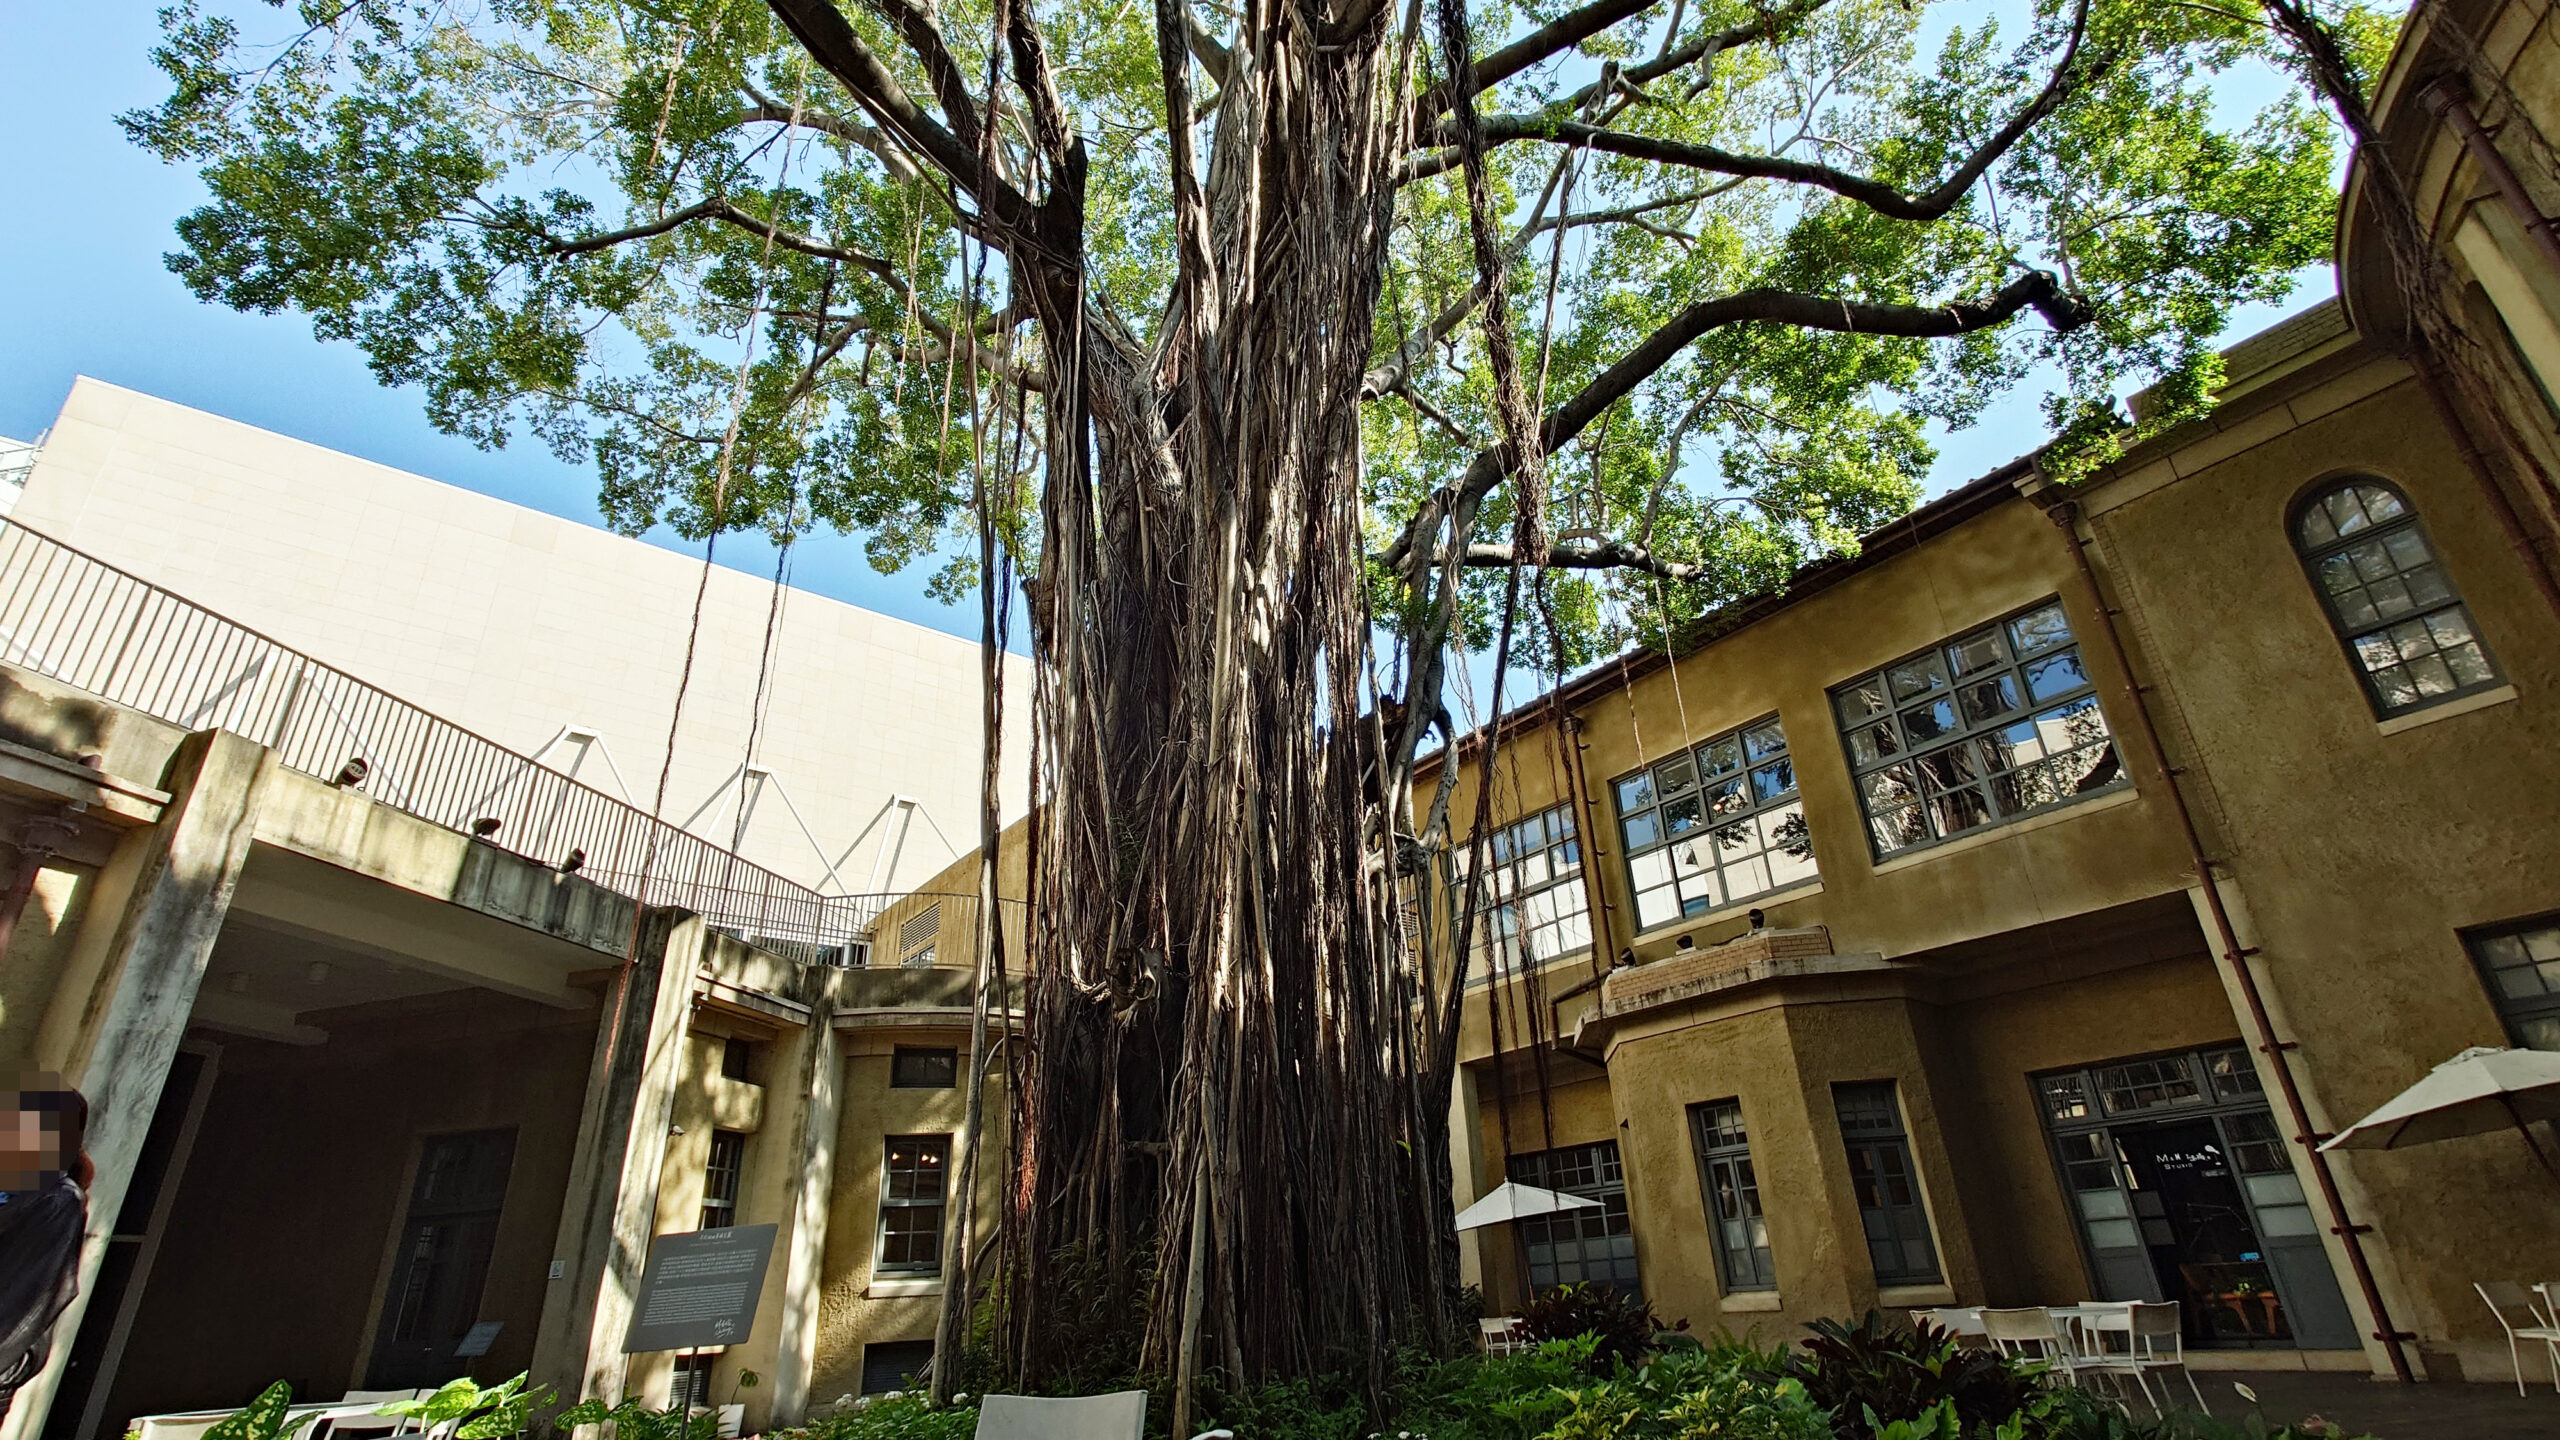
[2320,1045,2560,1192]
[1452,1179,1601,1232]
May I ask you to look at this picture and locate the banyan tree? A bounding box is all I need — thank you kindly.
[131,0,2347,1410]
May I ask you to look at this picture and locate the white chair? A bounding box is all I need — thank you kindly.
[972,1391,1232,1440]
[1910,1307,1986,1341]
[2478,1281,2560,1396]
[1981,1308,2081,1386]
[1479,1316,1532,1355]
[2071,1302,2206,1415]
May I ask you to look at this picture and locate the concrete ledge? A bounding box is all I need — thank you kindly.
[1719,1292,1783,1314]
[697,975,813,1027]
[864,1278,944,1299]
[2375,683,2518,736]
[1880,1283,1958,1308]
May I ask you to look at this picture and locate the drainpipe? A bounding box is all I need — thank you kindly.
[2420,78,2560,281]
[2047,500,2419,1384]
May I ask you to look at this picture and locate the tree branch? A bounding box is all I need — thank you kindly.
[1408,0,2092,198]
[1457,537,1700,579]
[734,83,921,180]
[1382,269,2091,570]
[1411,0,1830,136]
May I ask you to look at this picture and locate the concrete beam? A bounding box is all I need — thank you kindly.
[763,967,847,1426]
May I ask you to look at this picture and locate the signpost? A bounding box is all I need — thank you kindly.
[623,1224,779,1353]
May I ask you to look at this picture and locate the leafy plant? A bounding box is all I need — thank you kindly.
[1755,1313,2038,1440]
[1542,1348,1833,1440]
[558,1396,723,1440]
[203,1383,298,1440]
[775,1391,978,1440]
[379,1373,557,1440]
[1519,1285,1681,1374]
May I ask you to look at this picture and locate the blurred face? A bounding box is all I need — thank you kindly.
[1,1102,54,1190]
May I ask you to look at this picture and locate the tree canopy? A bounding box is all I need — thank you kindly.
[134,0,2343,664]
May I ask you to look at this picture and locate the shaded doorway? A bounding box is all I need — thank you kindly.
[2037,1045,2357,1349]
[368,1129,517,1388]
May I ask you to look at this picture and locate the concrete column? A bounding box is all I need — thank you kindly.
[3,731,271,1440]
[763,970,845,1426]
[533,910,707,1407]
[1448,1061,1487,1292]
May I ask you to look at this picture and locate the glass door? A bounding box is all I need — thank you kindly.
[2035,1046,2355,1349]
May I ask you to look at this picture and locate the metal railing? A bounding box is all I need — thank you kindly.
[0,516,1018,965]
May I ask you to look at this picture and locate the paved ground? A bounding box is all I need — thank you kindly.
[2163,1370,2560,1437]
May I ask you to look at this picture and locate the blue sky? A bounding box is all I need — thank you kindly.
[0,1,2336,657]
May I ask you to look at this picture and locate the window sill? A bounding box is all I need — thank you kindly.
[866,1277,945,1298]
[1630,879,1825,944]
[1880,1283,1957,1307]
[1866,785,2140,877]
[1719,1291,1783,1314]
[2375,682,2517,736]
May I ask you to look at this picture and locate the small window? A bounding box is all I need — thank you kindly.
[876,1135,950,1276]
[2292,478,2503,715]
[1833,1082,1940,1285]
[669,1351,716,1410]
[892,1046,959,1089]
[721,1037,755,1082]
[1689,1100,1776,1292]
[700,1129,746,1231]
[2464,916,2560,1050]
[1612,715,1816,931]
[1451,803,1593,983]
[860,1338,935,1394]
[1832,600,2125,860]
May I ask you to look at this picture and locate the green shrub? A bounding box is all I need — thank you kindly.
[1753,1313,2037,1440]
[1541,1348,1831,1440]
[1518,1285,1679,1374]
[774,1391,979,1440]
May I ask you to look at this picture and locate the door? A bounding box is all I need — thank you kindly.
[368,1129,516,1388]
[2115,1119,2287,1346]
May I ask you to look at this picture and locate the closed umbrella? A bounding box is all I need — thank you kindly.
[2320,1045,2560,1192]
[1453,1179,1600,1232]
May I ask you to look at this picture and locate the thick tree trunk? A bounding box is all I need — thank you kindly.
[995,0,1460,1403]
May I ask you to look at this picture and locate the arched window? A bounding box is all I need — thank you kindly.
[2293,479,2502,715]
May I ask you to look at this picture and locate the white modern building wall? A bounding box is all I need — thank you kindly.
[10,377,1030,896]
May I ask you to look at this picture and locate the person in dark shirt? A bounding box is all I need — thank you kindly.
[0,1077,88,1420]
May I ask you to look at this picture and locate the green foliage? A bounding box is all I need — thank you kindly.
[1542,1348,1834,1440]
[558,1395,724,1440]
[127,0,2348,664]
[203,1382,299,1440]
[777,1391,980,1440]
[1754,1314,2039,1440]
[378,1372,558,1439]
[1519,1285,1679,1374]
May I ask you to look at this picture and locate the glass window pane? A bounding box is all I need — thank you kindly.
[1743,720,1787,759]
[1655,754,1699,795]
[1623,811,1661,849]
[1902,698,1958,742]
[1704,776,1748,818]
[1750,757,1796,801]
[1959,674,2021,724]
[1836,679,1890,724]
[2023,650,2090,702]
[1662,796,1704,835]
[2297,503,2339,548]
[1889,654,1950,700]
[1848,721,1900,765]
[1615,773,1654,812]
[1948,628,2005,675]
[1696,738,1742,777]
[2008,602,2073,653]
[2358,483,2407,523]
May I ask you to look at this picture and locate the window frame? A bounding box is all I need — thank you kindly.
[875,1134,951,1277]
[1609,713,1817,933]
[1689,1099,1777,1293]
[1831,597,2127,862]
[1832,1081,1942,1286]
[2290,477,2505,718]
[2462,914,2560,1051]
[1450,802,1594,986]
[1504,1140,1642,1296]
[700,1128,746,1231]
[891,1046,960,1089]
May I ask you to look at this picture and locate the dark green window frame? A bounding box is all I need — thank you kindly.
[1832,598,2125,861]
[1609,715,1816,932]
[1690,1099,1776,1292]
[2291,478,2503,717]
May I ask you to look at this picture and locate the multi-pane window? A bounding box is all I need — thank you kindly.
[700,1129,746,1230]
[1457,804,1593,982]
[1507,1141,1641,1295]
[2293,479,2502,715]
[1612,717,1817,930]
[1833,1083,1940,1285]
[1834,599,2125,860]
[892,1046,959,1089]
[876,1135,950,1276]
[669,1351,716,1410]
[861,1339,935,1394]
[1690,1101,1776,1292]
[2464,917,2560,1050]
[721,1037,755,1082]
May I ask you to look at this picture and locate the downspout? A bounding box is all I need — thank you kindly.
[2047,498,2418,1384]
[2420,78,2560,280]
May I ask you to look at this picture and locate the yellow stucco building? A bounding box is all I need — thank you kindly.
[1435,0,2560,1385]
